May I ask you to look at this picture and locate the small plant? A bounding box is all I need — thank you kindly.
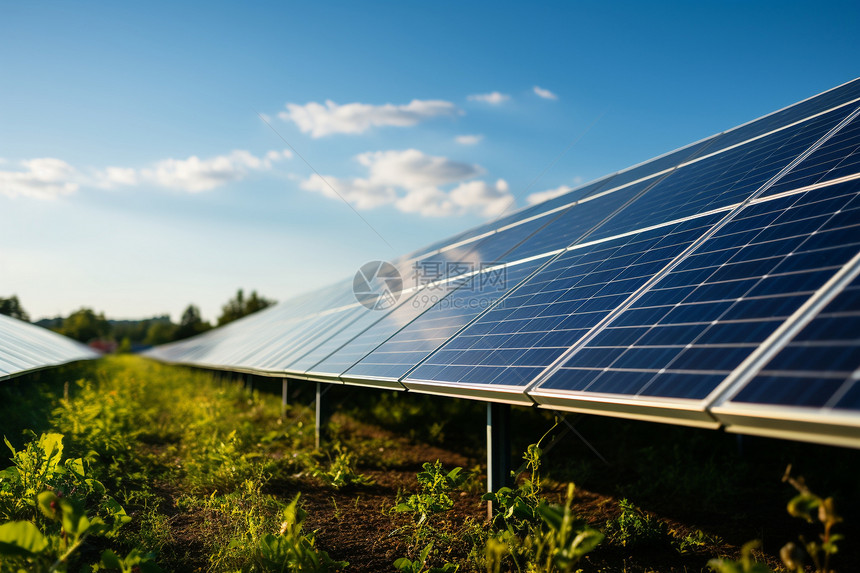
[256,494,348,572]
[311,442,373,490]
[394,542,459,573]
[709,465,846,573]
[604,498,672,549]
[394,460,465,527]
[530,483,604,572]
[482,430,552,532]
[0,432,157,573]
[677,528,724,554]
[779,465,843,573]
[708,540,774,573]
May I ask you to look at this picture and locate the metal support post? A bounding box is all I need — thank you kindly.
[487,402,512,518]
[315,382,332,449]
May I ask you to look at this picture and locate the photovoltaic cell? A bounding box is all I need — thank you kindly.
[501,178,658,262]
[588,105,856,241]
[394,176,616,272]
[404,213,723,390]
[0,314,99,381]
[761,109,860,198]
[726,272,860,410]
[536,178,860,402]
[705,78,860,154]
[306,205,584,380]
[342,259,544,382]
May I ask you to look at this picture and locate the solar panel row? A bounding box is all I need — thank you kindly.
[146,78,860,447]
[0,314,100,381]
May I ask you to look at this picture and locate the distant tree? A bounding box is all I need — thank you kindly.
[173,304,212,341]
[144,321,177,346]
[217,289,275,326]
[0,295,29,322]
[58,308,110,343]
[113,315,172,346]
[117,337,132,354]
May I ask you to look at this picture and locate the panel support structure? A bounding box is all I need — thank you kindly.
[486,402,512,517]
[281,378,288,418]
[315,382,332,450]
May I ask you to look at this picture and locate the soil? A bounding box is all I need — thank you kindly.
[144,412,858,572]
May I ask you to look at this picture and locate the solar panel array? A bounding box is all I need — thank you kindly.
[147,77,860,447]
[0,314,100,381]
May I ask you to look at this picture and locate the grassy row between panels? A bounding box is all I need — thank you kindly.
[0,355,849,572]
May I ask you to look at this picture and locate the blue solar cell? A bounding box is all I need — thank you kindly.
[705,78,860,153]
[537,177,860,402]
[393,176,616,273]
[405,213,722,389]
[501,178,658,262]
[302,201,582,379]
[342,260,544,382]
[589,105,856,241]
[728,272,860,410]
[601,138,716,190]
[760,109,860,196]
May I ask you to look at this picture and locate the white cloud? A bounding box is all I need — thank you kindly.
[0,158,79,199]
[279,99,460,138]
[1,149,293,198]
[467,92,510,105]
[100,149,292,192]
[301,174,396,210]
[301,149,513,217]
[141,150,265,192]
[448,179,511,217]
[455,134,483,145]
[357,149,483,187]
[533,86,558,100]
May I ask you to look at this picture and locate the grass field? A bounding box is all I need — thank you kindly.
[0,355,856,572]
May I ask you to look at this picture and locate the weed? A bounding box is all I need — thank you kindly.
[394,461,465,527]
[256,494,348,572]
[0,432,157,572]
[311,442,373,490]
[779,465,843,573]
[604,498,673,549]
[529,484,604,572]
[708,540,773,573]
[394,542,459,573]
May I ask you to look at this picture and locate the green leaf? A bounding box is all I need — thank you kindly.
[572,529,604,557]
[100,549,123,568]
[787,493,820,523]
[65,457,86,478]
[60,498,90,537]
[0,521,48,556]
[37,491,61,521]
[37,433,64,473]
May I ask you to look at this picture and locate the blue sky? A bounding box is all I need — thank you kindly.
[1,1,858,321]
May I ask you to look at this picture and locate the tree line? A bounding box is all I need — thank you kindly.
[0,290,275,350]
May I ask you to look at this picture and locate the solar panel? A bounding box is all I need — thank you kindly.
[588,104,858,241]
[703,77,860,154]
[341,259,545,387]
[403,213,723,401]
[530,175,860,422]
[302,205,584,385]
[0,314,99,381]
[708,255,860,446]
[143,78,860,446]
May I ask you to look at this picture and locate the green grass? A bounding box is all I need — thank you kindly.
[0,355,852,572]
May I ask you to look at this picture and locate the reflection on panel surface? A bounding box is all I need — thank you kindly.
[0,315,99,381]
